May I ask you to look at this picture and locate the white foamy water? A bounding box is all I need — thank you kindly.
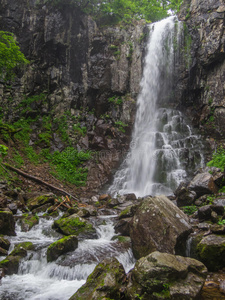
[0,215,135,300]
[109,17,204,197]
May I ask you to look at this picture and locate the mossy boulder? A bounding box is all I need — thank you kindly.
[20,213,39,232]
[0,247,8,256]
[0,241,34,275]
[0,210,16,235]
[47,235,78,262]
[129,196,192,259]
[27,193,55,211]
[53,214,97,239]
[0,236,10,250]
[126,251,207,300]
[69,257,127,300]
[197,234,225,271]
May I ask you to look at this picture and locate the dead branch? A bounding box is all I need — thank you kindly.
[2,163,79,201]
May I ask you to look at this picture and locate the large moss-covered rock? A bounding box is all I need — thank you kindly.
[129,196,192,259]
[197,234,225,271]
[126,251,207,300]
[0,210,15,235]
[0,241,34,275]
[47,235,78,262]
[27,193,55,211]
[20,213,39,232]
[69,257,127,300]
[53,214,97,239]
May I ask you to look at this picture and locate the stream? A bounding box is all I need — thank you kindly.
[0,213,135,300]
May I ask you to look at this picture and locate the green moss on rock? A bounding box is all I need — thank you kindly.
[197,234,225,271]
[53,214,96,238]
[47,235,78,262]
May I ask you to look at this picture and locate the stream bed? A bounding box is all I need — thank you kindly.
[0,213,135,300]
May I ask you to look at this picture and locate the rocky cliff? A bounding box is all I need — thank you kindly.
[178,0,225,142]
[0,0,224,194]
[0,0,147,193]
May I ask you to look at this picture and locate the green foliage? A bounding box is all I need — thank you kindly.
[218,218,225,225]
[115,120,128,133]
[207,146,225,170]
[108,96,123,106]
[0,144,8,158]
[49,147,91,186]
[0,31,29,81]
[183,205,197,215]
[73,123,87,136]
[44,0,183,24]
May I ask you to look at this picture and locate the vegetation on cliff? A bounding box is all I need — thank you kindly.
[0,31,29,81]
[46,0,183,23]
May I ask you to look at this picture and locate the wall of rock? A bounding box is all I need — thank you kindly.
[178,0,225,141]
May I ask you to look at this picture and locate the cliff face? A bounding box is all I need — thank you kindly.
[178,0,225,141]
[0,0,146,116]
[0,0,147,193]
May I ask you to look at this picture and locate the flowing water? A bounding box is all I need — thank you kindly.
[0,214,135,300]
[109,17,204,197]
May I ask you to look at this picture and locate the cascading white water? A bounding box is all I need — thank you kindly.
[109,17,204,197]
[0,215,135,300]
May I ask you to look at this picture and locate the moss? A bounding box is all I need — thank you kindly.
[197,237,225,271]
[54,215,95,236]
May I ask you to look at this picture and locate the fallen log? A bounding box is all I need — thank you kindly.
[2,163,79,201]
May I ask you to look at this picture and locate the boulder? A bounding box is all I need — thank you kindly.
[69,257,127,300]
[129,196,192,259]
[188,173,218,197]
[198,205,212,222]
[27,193,55,211]
[0,210,16,235]
[126,251,207,300]
[197,234,225,271]
[0,236,10,250]
[47,235,78,262]
[0,242,34,275]
[53,214,97,239]
[20,213,39,232]
[175,183,197,207]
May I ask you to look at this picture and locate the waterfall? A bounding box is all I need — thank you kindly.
[109,17,204,198]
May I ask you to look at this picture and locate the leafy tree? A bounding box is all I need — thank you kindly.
[0,31,29,81]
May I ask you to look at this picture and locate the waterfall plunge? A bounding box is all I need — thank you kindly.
[109,17,204,197]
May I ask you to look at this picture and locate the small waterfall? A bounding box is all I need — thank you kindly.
[0,215,135,300]
[109,17,204,197]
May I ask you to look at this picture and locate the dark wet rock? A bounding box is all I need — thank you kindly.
[119,205,134,219]
[211,203,224,216]
[0,210,16,236]
[188,173,218,197]
[114,218,131,236]
[47,235,78,262]
[197,234,225,271]
[198,205,212,222]
[53,214,97,239]
[210,224,225,234]
[211,210,219,223]
[69,257,126,300]
[0,247,8,256]
[126,251,207,300]
[0,242,34,275]
[0,237,10,251]
[32,203,52,214]
[129,195,192,259]
[20,214,39,232]
[26,193,55,211]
